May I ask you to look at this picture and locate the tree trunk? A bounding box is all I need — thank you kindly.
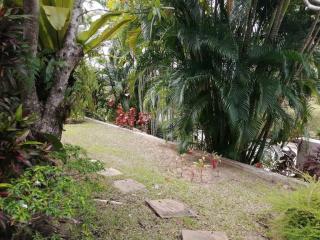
[39,46,83,137]
[39,0,84,138]
[241,0,258,54]
[22,0,41,117]
[269,0,290,42]
[22,0,84,138]
[301,11,320,53]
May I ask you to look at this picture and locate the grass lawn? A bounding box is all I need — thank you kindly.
[62,119,280,240]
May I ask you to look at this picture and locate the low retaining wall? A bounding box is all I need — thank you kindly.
[185,149,306,187]
[221,158,306,187]
[84,117,306,187]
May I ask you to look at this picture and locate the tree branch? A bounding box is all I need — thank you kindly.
[304,0,320,11]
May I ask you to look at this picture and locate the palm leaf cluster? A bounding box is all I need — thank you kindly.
[130,0,320,163]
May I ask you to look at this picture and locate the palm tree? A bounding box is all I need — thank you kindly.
[132,0,319,164]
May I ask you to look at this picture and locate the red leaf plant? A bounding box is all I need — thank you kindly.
[115,105,151,130]
[115,105,136,128]
[255,162,263,169]
[137,112,151,131]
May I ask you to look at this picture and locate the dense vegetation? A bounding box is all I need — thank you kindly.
[76,0,320,165]
[1,0,320,239]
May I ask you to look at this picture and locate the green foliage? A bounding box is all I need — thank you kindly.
[62,145,104,174]
[1,166,72,222]
[51,144,86,163]
[269,180,320,240]
[0,97,51,182]
[0,6,36,95]
[33,232,62,240]
[124,0,320,164]
[0,144,105,239]
[92,40,137,121]
[68,62,99,121]
[37,0,134,52]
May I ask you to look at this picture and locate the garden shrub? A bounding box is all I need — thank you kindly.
[269,180,320,240]
[0,97,53,183]
[0,145,105,239]
[68,62,98,122]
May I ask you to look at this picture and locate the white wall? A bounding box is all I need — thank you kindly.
[296,138,320,169]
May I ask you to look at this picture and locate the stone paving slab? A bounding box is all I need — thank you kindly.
[99,168,123,177]
[113,179,146,193]
[182,230,228,240]
[146,199,196,218]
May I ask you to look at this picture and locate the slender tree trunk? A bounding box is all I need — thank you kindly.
[301,11,320,53]
[22,0,41,118]
[294,13,320,78]
[268,0,290,42]
[227,0,234,16]
[275,0,291,34]
[241,0,258,54]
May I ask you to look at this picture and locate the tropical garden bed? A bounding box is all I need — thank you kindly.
[1,0,320,239]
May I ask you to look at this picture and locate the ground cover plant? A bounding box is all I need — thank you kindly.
[0,143,104,239]
[0,97,51,183]
[269,178,320,240]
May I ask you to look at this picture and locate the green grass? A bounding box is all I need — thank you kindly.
[268,180,320,240]
[62,120,278,240]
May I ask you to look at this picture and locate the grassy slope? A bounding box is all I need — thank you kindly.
[62,120,277,240]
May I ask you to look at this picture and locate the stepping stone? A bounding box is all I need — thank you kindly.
[99,168,122,177]
[146,199,196,218]
[182,230,228,240]
[246,233,267,240]
[94,199,124,205]
[113,179,146,193]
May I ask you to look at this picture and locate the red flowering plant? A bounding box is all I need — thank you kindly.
[115,104,152,131]
[255,162,263,168]
[193,156,210,182]
[137,112,151,132]
[128,108,136,127]
[115,105,137,128]
[115,105,127,126]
